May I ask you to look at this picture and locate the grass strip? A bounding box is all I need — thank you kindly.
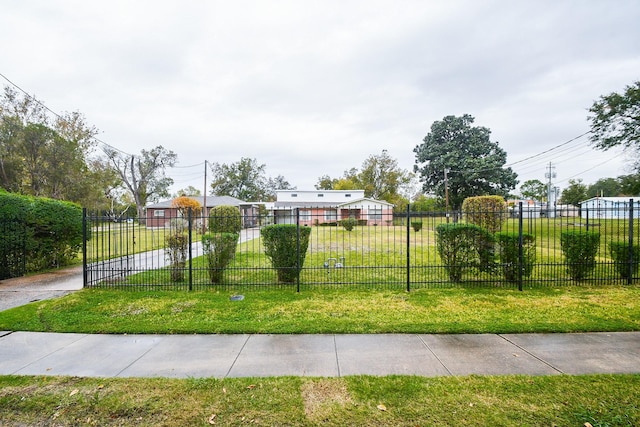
[1,285,639,334]
[1,374,639,426]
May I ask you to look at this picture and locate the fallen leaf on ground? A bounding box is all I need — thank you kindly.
[377,404,387,411]
[69,389,79,396]
[208,414,216,424]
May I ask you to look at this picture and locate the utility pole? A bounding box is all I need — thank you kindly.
[545,162,556,218]
[203,160,208,232]
[444,168,450,223]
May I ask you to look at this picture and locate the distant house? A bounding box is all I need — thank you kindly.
[272,190,394,226]
[580,197,640,219]
[145,195,258,228]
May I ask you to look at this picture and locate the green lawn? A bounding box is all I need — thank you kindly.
[1,285,639,334]
[1,374,639,426]
[2,284,640,425]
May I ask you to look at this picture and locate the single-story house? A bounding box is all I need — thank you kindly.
[272,190,395,226]
[145,195,258,228]
[580,197,640,219]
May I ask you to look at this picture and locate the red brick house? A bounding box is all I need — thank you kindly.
[145,195,258,228]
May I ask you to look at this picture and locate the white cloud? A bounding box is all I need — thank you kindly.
[1,0,639,196]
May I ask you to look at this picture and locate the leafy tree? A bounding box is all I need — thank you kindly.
[105,145,177,221]
[359,150,412,205]
[172,196,201,217]
[209,157,294,201]
[0,86,108,206]
[315,168,360,190]
[560,179,588,205]
[619,173,640,196]
[588,81,640,152]
[587,177,622,198]
[410,194,444,212]
[413,114,518,209]
[314,151,411,205]
[519,179,547,201]
[174,186,202,197]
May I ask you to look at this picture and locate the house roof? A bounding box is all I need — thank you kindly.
[273,197,394,209]
[146,195,250,209]
[338,197,394,207]
[580,197,639,205]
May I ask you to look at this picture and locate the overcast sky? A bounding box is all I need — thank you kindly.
[1,0,639,198]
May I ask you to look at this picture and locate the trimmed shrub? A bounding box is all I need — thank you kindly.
[435,223,495,282]
[340,218,357,231]
[202,232,239,283]
[261,224,312,283]
[209,205,242,234]
[560,231,600,280]
[0,191,82,272]
[204,205,241,283]
[609,241,640,280]
[462,195,507,233]
[411,221,423,232]
[165,233,188,282]
[495,232,536,282]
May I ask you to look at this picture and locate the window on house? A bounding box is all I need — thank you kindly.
[369,208,382,220]
[154,210,165,217]
[300,210,312,221]
[324,209,337,221]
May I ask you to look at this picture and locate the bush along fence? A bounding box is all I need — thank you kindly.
[1,191,83,277]
[82,199,639,291]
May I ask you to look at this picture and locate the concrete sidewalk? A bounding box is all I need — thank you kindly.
[1,331,639,379]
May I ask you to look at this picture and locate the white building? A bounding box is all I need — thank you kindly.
[272,190,395,226]
[580,197,640,219]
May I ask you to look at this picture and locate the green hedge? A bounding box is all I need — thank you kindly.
[462,195,507,233]
[0,190,82,272]
[435,223,495,282]
[609,241,640,280]
[560,231,600,280]
[203,205,242,283]
[495,232,536,282]
[261,224,311,283]
[202,232,239,284]
[208,205,242,234]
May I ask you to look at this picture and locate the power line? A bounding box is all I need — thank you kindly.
[0,71,133,157]
[505,131,592,168]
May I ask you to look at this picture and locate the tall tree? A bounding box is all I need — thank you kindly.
[619,173,640,196]
[209,157,294,201]
[560,179,588,205]
[105,145,177,220]
[359,150,413,205]
[413,114,517,209]
[0,87,107,206]
[519,179,547,201]
[315,152,411,205]
[587,177,622,198]
[589,81,640,153]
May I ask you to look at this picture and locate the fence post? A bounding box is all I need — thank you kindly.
[406,203,411,292]
[296,208,301,293]
[188,208,193,291]
[518,202,524,292]
[82,208,88,288]
[628,199,635,285]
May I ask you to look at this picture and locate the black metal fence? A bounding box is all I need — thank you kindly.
[83,201,639,291]
[0,219,26,280]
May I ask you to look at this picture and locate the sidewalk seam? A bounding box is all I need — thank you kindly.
[498,334,565,374]
[417,334,453,376]
[225,334,251,378]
